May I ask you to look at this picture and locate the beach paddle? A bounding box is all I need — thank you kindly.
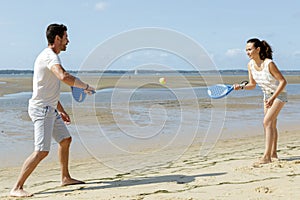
[207,80,248,99]
[71,86,96,103]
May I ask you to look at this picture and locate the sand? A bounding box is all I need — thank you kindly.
[1,130,299,200]
[0,74,300,199]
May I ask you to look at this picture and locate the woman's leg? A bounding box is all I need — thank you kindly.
[261,100,285,163]
[271,119,278,159]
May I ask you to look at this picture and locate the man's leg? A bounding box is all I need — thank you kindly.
[11,105,54,197]
[58,137,84,186]
[10,151,48,197]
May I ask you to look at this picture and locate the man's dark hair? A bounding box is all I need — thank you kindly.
[46,24,67,45]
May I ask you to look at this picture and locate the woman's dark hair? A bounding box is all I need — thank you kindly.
[46,24,67,45]
[247,38,273,60]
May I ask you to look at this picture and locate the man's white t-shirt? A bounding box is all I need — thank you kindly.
[29,48,61,108]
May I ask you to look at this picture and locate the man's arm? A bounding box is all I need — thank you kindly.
[57,101,71,125]
[51,64,94,90]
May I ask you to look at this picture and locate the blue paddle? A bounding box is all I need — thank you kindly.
[207,81,248,99]
[71,86,96,103]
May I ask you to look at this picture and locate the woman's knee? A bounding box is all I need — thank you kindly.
[263,118,276,129]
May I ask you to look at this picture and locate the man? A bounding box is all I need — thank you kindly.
[10,24,95,197]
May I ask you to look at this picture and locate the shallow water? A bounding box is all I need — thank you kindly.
[0,84,299,167]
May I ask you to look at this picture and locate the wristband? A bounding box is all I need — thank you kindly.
[85,84,89,90]
[239,84,245,90]
[239,80,248,90]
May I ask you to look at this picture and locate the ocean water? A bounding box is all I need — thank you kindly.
[0,79,300,167]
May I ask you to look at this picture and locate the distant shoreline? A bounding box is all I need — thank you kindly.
[1,69,300,76]
[1,73,300,98]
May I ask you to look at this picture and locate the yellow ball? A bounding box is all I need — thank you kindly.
[159,77,166,84]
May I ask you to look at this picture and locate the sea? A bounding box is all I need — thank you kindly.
[0,71,299,169]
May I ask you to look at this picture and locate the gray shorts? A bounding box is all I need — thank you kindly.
[28,105,71,151]
[264,92,288,103]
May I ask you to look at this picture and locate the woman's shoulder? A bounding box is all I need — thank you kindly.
[264,58,279,75]
[264,58,273,65]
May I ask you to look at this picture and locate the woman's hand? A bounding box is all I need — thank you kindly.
[265,98,275,108]
[233,83,242,90]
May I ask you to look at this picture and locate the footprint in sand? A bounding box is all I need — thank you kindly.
[255,186,271,193]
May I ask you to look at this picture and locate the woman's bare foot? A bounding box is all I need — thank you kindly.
[61,177,85,186]
[10,188,33,197]
[272,157,279,162]
[271,154,279,161]
[253,158,272,167]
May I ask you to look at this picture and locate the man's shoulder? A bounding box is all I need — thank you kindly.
[35,48,61,70]
[38,48,57,56]
[36,48,60,62]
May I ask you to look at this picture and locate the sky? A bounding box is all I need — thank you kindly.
[0,0,300,71]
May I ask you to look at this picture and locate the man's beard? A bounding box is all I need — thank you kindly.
[61,45,67,51]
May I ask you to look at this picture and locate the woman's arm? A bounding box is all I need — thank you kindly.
[234,62,256,90]
[266,61,287,105]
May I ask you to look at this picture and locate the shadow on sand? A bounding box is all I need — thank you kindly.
[37,172,227,195]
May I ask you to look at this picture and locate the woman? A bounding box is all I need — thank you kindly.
[234,38,287,165]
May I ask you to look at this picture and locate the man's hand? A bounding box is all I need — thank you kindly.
[60,111,71,125]
[57,101,70,125]
[84,85,96,95]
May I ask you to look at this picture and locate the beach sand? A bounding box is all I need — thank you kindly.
[0,75,300,199]
[1,130,299,200]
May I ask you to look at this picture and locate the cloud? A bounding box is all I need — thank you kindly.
[95,2,108,11]
[292,11,300,19]
[293,51,300,57]
[125,54,133,60]
[160,52,169,57]
[225,48,243,57]
[0,21,12,26]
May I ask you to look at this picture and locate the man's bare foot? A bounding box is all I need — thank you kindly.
[253,158,272,167]
[10,188,33,197]
[61,178,85,186]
